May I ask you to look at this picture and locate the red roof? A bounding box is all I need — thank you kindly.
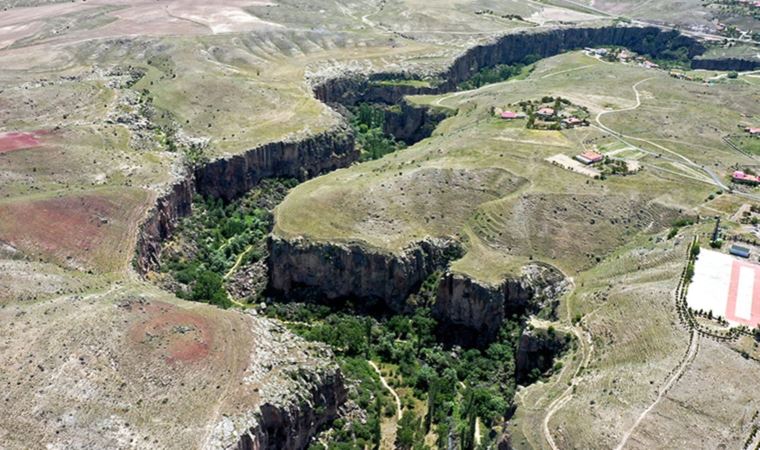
[501,111,519,119]
[579,150,604,162]
[748,127,760,134]
[733,170,760,182]
[537,107,555,116]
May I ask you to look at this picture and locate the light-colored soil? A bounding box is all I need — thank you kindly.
[546,153,601,178]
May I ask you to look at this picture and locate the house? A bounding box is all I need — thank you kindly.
[500,111,522,120]
[574,150,604,165]
[642,60,659,69]
[618,50,634,62]
[585,48,608,57]
[746,127,760,136]
[536,107,555,117]
[562,117,584,128]
[733,170,760,186]
[730,244,751,258]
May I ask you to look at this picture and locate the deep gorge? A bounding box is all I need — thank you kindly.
[135,24,717,449]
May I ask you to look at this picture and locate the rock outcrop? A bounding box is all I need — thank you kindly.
[434,264,568,346]
[134,125,358,274]
[268,236,462,311]
[134,176,193,273]
[195,125,357,202]
[383,100,452,145]
[234,370,346,450]
[691,57,760,71]
[515,325,571,384]
[207,317,347,450]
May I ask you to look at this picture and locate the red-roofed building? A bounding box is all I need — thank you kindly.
[733,170,760,185]
[536,107,555,117]
[500,111,519,119]
[746,127,760,136]
[575,150,604,165]
[562,117,584,127]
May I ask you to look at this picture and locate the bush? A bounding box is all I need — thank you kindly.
[191,270,230,307]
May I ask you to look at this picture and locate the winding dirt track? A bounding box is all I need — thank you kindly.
[369,360,402,420]
[542,325,594,450]
[595,77,760,202]
[613,329,700,450]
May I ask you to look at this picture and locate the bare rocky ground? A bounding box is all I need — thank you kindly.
[0,281,343,449]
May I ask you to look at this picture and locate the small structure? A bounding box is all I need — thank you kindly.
[585,47,609,57]
[733,170,760,186]
[730,244,751,258]
[618,50,634,62]
[574,150,604,165]
[746,127,760,136]
[641,60,659,69]
[500,111,523,120]
[562,117,584,128]
[536,107,555,117]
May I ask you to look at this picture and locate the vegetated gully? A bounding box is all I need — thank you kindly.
[135,25,710,448]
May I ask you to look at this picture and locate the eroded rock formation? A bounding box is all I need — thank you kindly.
[515,325,571,384]
[434,264,569,346]
[268,236,462,311]
[135,124,357,274]
[691,57,760,71]
[207,318,347,450]
[234,371,346,450]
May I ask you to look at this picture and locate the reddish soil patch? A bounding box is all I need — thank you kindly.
[0,131,45,154]
[128,301,215,365]
[0,189,147,271]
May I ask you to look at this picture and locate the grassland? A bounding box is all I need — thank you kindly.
[276,51,757,282]
[275,49,760,448]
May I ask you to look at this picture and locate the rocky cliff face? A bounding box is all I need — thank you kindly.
[515,325,571,384]
[134,176,193,274]
[235,370,346,450]
[203,317,347,450]
[134,125,358,274]
[195,125,357,202]
[269,236,462,311]
[383,100,451,145]
[437,26,703,89]
[691,57,760,71]
[311,25,704,106]
[434,264,568,346]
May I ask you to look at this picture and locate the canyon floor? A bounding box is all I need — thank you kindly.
[1,0,760,449]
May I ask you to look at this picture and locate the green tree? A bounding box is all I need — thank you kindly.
[191,270,229,307]
[395,410,418,450]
